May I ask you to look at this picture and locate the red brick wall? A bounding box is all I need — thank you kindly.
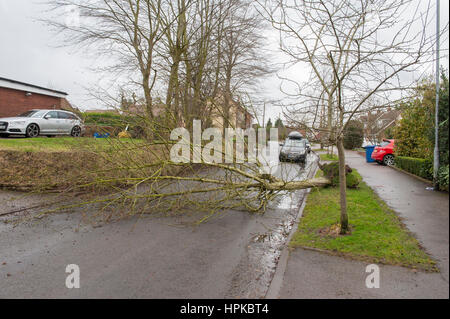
[0,87,64,118]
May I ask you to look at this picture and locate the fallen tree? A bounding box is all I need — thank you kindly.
[3,117,330,222]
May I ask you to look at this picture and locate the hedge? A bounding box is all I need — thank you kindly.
[438,165,449,191]
[82,112,128,126]
[395,156,433,180]
[82,112,150,138]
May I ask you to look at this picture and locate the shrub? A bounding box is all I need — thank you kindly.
[82,112,150,138]
[438,165,449,191]
[346,171,363,188]
[393,70,449,163]
[437,70,449,167]
[395,156,433,180]
[393,80,435,160]
[319,162,361,188]
[343,120,364,149]
[82,112,124,126]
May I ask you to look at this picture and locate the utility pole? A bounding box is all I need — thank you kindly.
[263,102,266,127]
[433,0,440,190]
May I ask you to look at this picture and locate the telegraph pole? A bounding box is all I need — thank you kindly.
[433,0,440,190]
[263,102,266,127]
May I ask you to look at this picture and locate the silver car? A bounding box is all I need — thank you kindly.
[0,109,85,138]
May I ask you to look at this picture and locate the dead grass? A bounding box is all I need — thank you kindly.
[0,140,171,192]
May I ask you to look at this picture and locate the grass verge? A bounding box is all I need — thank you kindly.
[0,137,168,191]
[319,153,338,161]
[0,137,144,152]
[290,169,437,271]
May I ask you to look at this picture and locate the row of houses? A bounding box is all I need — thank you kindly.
[359,108,401,145]
[0,76,253,131]
[0,76,400,141]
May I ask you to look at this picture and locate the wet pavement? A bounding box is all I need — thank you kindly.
[0,152,318,298]
[277,149,449,299]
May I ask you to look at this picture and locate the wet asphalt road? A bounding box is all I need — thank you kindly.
[0,153,318,298]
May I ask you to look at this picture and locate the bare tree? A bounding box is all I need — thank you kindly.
[258,0,444,233]
[45,0,169,118]
[218,0,271,130]
[39,0,332,222]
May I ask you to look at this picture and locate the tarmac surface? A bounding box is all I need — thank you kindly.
[0,152,317,298]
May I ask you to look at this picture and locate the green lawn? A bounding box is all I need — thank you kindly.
[0,137,144,152]
[290,170,436,271]
[319,153,338,161]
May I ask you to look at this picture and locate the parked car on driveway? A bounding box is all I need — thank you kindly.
[0,109,85,138]
[279,138,308,164]
[371,139,395,165]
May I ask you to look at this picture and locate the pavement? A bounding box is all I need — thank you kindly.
[0,153,318,298]
[277,149,449,299]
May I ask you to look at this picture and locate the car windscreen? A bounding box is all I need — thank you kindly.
[18,110,46,118]
[380,141,390,147]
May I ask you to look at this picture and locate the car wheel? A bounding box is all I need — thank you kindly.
[383,154,395,166]
[71,126,82,137]
[25,124,40,138]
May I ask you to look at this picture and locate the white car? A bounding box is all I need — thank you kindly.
[0,109,85,138]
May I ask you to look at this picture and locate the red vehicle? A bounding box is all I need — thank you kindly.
[371,139,395,166]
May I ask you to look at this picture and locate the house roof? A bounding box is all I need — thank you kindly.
[377,110,401,121]
[0,77,68,98]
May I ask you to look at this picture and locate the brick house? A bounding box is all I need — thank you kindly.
[0,77,74,118]
[209,94,253,130]
[359,108,401,145]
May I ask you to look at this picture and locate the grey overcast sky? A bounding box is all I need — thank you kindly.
[0,0,448,122]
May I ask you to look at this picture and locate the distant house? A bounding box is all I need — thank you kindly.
[125,103,165,118]
[0,77,75,118]
[86,93,253,129]
[209,95,253,130]
[359,108,401,145]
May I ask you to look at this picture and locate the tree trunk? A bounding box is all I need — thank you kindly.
[337,137,349,233]
[142,75,153,120]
